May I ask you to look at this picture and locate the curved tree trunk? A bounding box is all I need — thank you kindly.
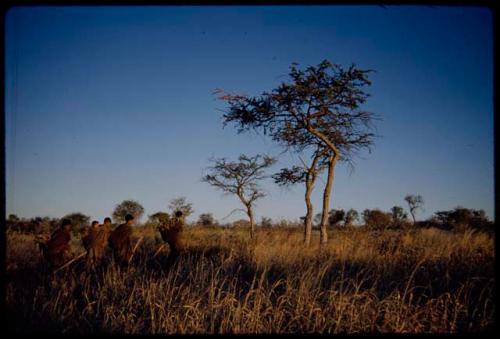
[304,176,314,246]
[320,155,336,246]
[303,149,325,246]
[237,189,255,240]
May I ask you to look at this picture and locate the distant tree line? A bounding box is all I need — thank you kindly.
[6,196,195,236]
[6,203,493,235]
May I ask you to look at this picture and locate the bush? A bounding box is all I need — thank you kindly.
[432,207,493,233]
[328,209,345,227]
[198,213,216,226]
[362,209,393,230]
[261,217,272,228]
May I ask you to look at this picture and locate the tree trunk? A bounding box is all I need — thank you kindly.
[304,176,314,247]
[303,149,325,246]
[320,154,336,246]
[237,189,255,240]
[247,206,255,239]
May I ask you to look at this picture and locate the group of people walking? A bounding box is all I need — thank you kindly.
[38,211,185,271]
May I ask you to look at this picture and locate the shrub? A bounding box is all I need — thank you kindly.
[432,207,493,232]
[198,213,216,226]
[362,209,393,230]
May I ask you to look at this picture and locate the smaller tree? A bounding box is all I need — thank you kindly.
[113,199,145,224]
[198,213,216,226]
[390,205,408,229]
[203,154,276,239]
[405,194,424,224]
[328,209,346,227]
[168,197,194,218]
[344,209,359,227]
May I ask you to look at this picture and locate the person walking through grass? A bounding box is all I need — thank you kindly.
[82,219,111,267]
[158,210,185,265]
[108,214,134,266]
[45,219,73,269]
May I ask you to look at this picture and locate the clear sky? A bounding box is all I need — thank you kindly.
[5,5,494,224]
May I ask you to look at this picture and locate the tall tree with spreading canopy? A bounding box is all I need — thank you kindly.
[202,154,275,239]
[218,59,378,245]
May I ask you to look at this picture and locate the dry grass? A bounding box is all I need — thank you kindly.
[5,225,495,333]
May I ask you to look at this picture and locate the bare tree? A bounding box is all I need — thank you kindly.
[202,154,276,239]
[218,60,378,245]
[404,194,424,225]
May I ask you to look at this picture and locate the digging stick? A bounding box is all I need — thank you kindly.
[53,251,87,274]
[152,244,165,259]
[128,236,144,264]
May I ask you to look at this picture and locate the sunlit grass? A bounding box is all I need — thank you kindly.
[5,225,494,333]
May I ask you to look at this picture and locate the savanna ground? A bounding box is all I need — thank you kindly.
[5,225,495,333]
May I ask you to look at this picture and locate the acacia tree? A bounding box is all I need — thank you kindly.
[112,199,145,224]
[218,60,377,245]
[202,154,275,239]
[404,194,424,225]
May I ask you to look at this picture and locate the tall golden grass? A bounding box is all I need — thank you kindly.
[5,225,494,333]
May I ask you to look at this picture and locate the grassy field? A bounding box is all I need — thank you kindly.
[5,225,495,333]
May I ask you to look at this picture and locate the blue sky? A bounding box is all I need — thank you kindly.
[5,5,494,223]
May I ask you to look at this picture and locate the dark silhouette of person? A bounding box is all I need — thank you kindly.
[45,219,73,268]
[158,210,185,265]
[108,214,134,266]
[83,220,111,266]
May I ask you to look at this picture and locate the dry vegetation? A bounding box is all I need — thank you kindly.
[6,225,495,333]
